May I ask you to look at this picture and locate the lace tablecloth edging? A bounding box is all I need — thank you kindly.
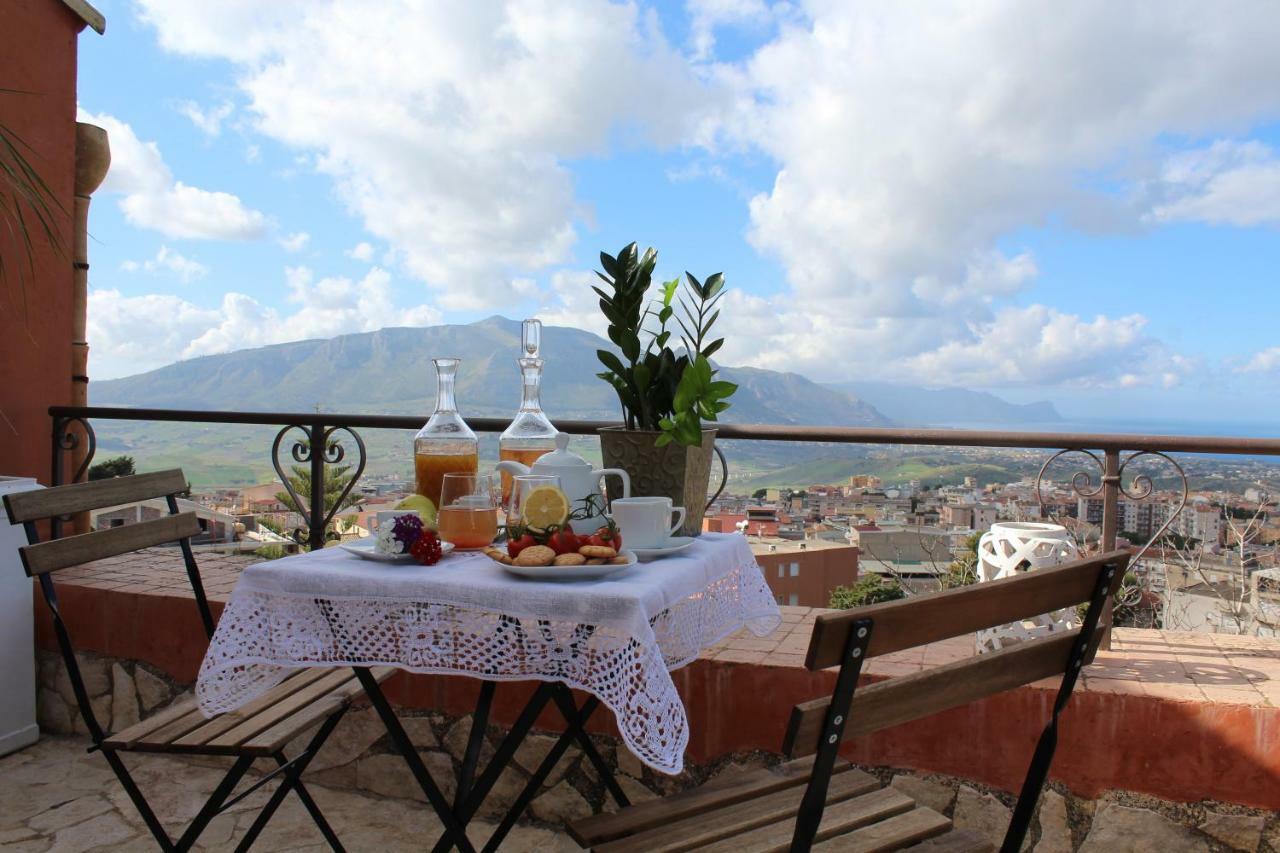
[196,551,780,774]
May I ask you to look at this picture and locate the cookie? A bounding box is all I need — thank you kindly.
[553,553,587,566]
[586,558,605,565]
[578,545,617,559]
[609,555,630,565]
[484,547,513,565]
[514,545,556,567]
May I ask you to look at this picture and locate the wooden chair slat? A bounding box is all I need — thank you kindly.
[569,755,852,847]
[907,829,995,853]
[167,668,337,748]
[104,703,208,751]
[19,512,202,576]
[805,551,1129,669]
[694,788,917,853]
[242,668,393,755]
[785,629,1095,757]
[200,669,358,750]
[595,764,879,853]
[811,806,951,852]
[2,469,188,523]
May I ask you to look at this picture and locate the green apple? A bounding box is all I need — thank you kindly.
[395,494,438,528]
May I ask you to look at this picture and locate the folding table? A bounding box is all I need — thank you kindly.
[197,532,781,851]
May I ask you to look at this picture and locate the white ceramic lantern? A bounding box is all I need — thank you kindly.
[975,521,1080,652]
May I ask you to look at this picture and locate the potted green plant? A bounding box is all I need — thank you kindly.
[593,242,737,535]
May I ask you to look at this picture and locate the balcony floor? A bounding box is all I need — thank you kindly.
[1,735,578,852]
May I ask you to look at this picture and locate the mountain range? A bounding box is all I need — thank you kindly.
[92,316,1058,427]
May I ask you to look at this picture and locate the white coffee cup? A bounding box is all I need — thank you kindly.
[607,497,685,549]
[375,510,416,531]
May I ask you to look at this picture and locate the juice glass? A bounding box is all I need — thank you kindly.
[509,474,562,532]
[437,472,499,550]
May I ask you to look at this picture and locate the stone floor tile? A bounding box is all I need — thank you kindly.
[5,736,577,852]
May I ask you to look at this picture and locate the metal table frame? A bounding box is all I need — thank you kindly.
[354,670,631,853]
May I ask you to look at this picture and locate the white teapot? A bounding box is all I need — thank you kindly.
[496,433,631,534]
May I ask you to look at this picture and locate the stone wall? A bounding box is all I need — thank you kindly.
[34,650,1278,852]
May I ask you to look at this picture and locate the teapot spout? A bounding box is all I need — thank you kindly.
[495,460,532,477]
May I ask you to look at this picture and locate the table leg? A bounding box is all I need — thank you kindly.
[479,686,602,853]
[455,681,495,811]
[429,682,557,853]
[548,686,631,809]
[353,668,477,853]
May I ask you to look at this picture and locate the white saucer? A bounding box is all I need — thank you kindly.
[340,537,455,563]
[499,550,638,580]
[629,536,696,561]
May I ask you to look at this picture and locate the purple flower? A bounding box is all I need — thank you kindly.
[391,513,425,549]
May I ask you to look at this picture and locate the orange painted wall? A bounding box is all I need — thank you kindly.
[0,0,85,483]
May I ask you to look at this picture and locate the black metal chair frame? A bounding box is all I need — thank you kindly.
[11,490,353,853]
[787,558,1119,853]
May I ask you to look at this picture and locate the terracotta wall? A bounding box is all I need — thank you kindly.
[0,0,85,483]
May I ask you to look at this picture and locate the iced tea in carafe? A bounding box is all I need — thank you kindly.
[498,321,557,503]
[414,357,478,508]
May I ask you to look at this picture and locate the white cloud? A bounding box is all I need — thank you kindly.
[1148,140,1280,227]
[120,245,209,283]
[1239,347,1280,374]
[77,109,269,240]
[88,267,442,378]
[346,241,375,262]
[129,0,1280,389]
[136,0,718,309]
[278,231,311,252]
[178,100,234,136]
[537,269,609,338]
[697,1,1280,386]
[686,0,774,60]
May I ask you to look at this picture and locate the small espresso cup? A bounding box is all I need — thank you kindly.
[607,496,686,549]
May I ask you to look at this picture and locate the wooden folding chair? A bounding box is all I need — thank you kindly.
[4,469,392,852]
[569,549,1131,853]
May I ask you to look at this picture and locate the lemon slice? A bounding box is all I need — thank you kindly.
[521,485,570,531]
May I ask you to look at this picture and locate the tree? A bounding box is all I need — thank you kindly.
[88,455,135,481]
[752,488,769,500]
[942,532,982,589]
[829,575,906,609]
[275,463,363,541]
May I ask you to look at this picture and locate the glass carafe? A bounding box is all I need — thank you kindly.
[414,357,478,508]
[498,356,558,503]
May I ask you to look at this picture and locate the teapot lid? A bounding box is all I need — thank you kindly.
[534,432,588,470]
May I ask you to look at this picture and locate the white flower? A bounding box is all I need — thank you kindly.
[374,523,404,555]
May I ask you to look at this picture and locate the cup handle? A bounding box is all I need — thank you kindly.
[596,468,631,500]
[668,506,686,537]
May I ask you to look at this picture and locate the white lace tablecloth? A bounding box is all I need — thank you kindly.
[196,532,780,774]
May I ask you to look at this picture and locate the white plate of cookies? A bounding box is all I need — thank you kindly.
[482,543,638,580]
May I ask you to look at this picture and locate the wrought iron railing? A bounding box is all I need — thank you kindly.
[48,405,1280,642]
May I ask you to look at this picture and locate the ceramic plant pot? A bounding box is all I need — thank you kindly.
[598,427,721,537]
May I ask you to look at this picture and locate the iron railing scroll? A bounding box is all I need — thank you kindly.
[270,423,368,551]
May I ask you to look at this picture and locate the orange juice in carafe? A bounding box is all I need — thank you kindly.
[414,451,478,508]
[413,357,478,508]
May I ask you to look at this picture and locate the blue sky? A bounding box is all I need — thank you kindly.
[74,1,1280,427]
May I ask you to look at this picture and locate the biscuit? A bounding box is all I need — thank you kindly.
[484,548,513,565]
[609,555,629,565]
[553,553,587,566]
[514,545,556,567]
[586,558,605,565]
[578,545,617,559]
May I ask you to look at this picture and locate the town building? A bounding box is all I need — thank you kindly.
[749,538,860,607]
